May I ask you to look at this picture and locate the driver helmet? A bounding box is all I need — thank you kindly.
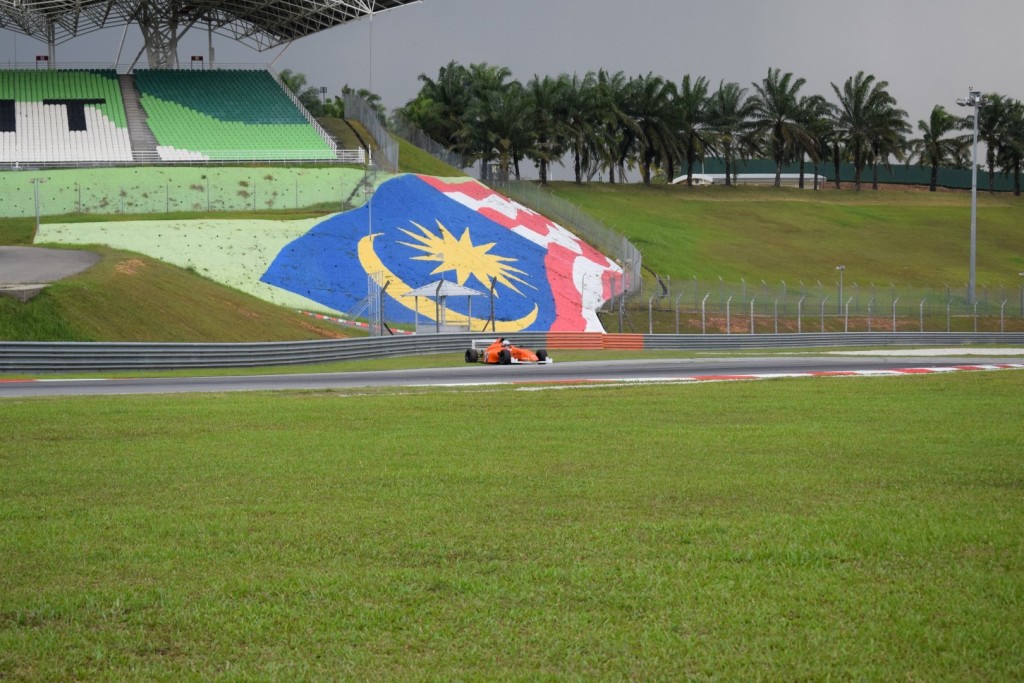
[501,339,512,348]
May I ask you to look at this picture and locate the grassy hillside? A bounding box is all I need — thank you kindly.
[396,136,466,177]
[317,116,374,152]
[318,116,466,177]
[4,167,1023,341]
[0,246,350,342]
[548,183,1024,288]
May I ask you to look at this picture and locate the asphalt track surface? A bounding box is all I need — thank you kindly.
[0,246,100,285]
[2,355,1021,398]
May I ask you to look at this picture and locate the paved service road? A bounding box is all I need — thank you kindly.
[1,356,1020,398]
[0,246,101,285]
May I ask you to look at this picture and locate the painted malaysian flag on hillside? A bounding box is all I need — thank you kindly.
[261,174,622,332]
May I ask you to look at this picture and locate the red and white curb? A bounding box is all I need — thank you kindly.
[511,363,1024,390]
[4,363,1020,390]
[677,363,1024,383]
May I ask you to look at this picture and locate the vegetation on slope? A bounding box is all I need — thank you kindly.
[0,246,349,342]
[548,182,1024,287]
[3,165,1022,340]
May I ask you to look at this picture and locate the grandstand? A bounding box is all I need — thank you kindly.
[134,69,338,161]
[1,67,351,165]
[1,1,422,166]
[0,69,132,163]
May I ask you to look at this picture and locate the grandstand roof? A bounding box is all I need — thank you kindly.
[0,0,420,50]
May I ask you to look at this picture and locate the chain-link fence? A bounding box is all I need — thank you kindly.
[636,277,1024,334]
[490,180,643,297]
[390,114,465,171]
[343,93,397,173]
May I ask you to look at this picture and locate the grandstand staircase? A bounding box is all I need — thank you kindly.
[117,74,159,159]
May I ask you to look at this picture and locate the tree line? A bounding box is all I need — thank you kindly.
[285,63,1024,195]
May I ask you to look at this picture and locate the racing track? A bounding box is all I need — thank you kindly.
[2,355,1022,398]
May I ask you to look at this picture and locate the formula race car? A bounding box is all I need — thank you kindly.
[464,337,552,365]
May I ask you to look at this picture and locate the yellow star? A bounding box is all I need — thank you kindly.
[399,220,534,294]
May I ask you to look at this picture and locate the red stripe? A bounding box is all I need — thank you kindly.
[693,374,757,381]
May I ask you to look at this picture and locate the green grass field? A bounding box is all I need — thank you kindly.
[3,154,1024,678]
[2,372,1022,680]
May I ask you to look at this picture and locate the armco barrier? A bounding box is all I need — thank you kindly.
[0,332,1021,372]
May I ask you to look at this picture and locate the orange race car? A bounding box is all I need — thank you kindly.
[464,337,552,365]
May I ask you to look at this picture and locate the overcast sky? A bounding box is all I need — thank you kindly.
[4,0,1022,158]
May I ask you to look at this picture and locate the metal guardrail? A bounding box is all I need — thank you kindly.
[1,333,1021,373]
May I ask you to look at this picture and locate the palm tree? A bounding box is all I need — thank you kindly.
[524,74,568,184]
[996,98,1024,196]
[795,94,829,188]
[278,68,323,115]
[591,69,636,184]
[673,74,713,186]
[624,72,678,185]
[707,81,754,187]
[867,99,911,190]
[747,68,814,187]
[804,97,837,190]
[406,60,474,148]
[977,93,1013,193]
[461,63,514,180]
[907,105,968,191]
[459,81,532,181]
[830,71,907,191]
[558,72,601,184]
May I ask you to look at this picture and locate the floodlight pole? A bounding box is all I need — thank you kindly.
[957,88,986,305]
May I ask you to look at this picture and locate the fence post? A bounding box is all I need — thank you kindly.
[774,299,779,334]
[750,298,756,334]
[675,290,686,334]
[973,301,979,332]
[947,302,951,332]
[1000,299,1007,332]
[845,297,852,332]
[868,300,873,332]
[920,299,925,332]
[701,293,710,335]
[820,297,827,332]
[892,297,899,332]
[726,296,733,335]
[797,296,805,333]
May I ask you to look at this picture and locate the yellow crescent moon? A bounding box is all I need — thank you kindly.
[358,233,539,332]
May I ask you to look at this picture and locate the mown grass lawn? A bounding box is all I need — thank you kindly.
[2,371,1022,680]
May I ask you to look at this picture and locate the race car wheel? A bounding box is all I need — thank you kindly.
[498,349,512,365]
[536,349,547,362]
[465,348,479,363]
